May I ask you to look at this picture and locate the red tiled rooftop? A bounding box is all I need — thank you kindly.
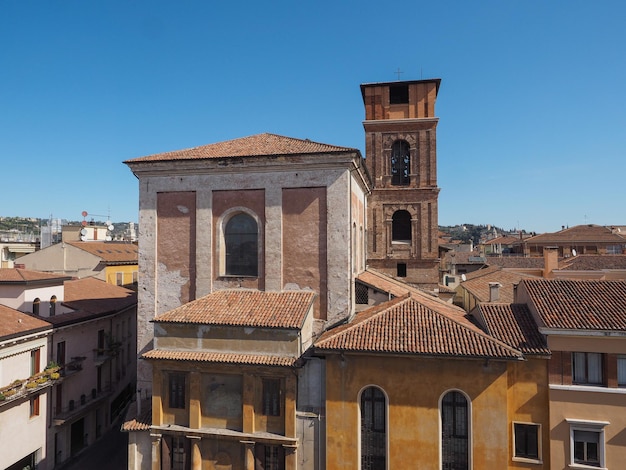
[125,133,357,163]
[558,254,626,271]
[122,399,152,432]
[461,268,537,304]
[154,289,316,329]
[522,279,626,331]
[0,304,52,340]
[316,295,523,360]
[142,349,297,367]
[475,303,550,356]
[524,224,626,244]
[0,268,71,283]
[66,241,138,264]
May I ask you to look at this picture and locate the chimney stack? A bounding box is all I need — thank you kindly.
[543,246,559,278]
[488,282,502,302]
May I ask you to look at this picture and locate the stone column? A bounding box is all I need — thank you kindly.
[241,440,255,470]
[150,433,161,470]
[188,436,202,470]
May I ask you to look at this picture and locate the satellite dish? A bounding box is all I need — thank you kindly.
[105,236,112,242]
[81,211,88,217]
[572,249,577,257]
[108,225,115,231]
[81,220,87,227]
[80,235,87,241]
[461,274,467,281]
[80,228,87,236]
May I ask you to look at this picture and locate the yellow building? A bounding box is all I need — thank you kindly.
[315,287,550,469]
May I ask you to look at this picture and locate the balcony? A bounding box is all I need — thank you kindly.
[53,384,112,426]
[60,356,86,378]
[93,338,122,366]
[0,366,61,408]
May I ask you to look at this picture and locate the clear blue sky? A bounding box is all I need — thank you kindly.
[1,1,624,233]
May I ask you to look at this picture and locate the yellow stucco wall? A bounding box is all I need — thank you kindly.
[105,264,137,286]
[325,354,513,469]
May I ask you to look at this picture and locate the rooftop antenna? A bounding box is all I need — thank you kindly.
[394,68,404,80]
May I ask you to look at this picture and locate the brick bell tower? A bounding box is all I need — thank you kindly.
[362,78,441,289]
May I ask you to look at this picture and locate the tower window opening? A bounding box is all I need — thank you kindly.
[389,84,409,104]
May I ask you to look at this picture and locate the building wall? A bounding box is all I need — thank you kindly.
[17,243,104,280]
[506,358,551,469]
[325,354,511,469]
[0,335,50,470]
[104,264,139,287]
[135,160,365,388]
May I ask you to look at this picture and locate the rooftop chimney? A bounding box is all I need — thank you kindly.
[488,282,502,302]
[543,246,559,278]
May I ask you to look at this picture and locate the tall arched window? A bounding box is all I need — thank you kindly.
[33,298,40,315]
[392,210,412,242]
[361,386,386,470]
[390,140,410,186]
[49,295,57,317]
[441,391,469,470]
[225,213,258,276]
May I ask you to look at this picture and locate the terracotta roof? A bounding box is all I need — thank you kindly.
[483,235,521,245]
[443,251,487,265]
[154,289,315,329]
[475,303,550,356]
[461,268,537,304]
[0,304,52,340]
[558,255,626,271]
[356,270,412,298]
[142,349,297,367]
[125,133,358,163]
[522,279,626,331]
[486,257,546,270]
[122,399,152,432]
[316,294,523,360]
[47,277,137,327]
[0,268,71,283]
[524,224,626,244]
[66,242,138,264]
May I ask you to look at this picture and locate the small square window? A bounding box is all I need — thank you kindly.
[513,422,540,461]
[389,84,409,104]
[397,263,407,278]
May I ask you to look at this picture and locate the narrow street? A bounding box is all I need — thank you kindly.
[61,418,128,470]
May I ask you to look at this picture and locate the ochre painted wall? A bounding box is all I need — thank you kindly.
[325,354,512,469]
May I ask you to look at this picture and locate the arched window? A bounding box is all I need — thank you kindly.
[392,210,412,242]
[33,298,40,315]
[361,386,386,470]
[441,391,469,470]
[390,140,410,186]
[49,295,57,317]
[225,213,258,277]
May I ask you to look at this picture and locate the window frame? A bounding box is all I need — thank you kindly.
[30,395,40,418]
[440,389,471,470]
[261,378,281,417]
[168,372,186,410]
[219,208,261,278]
[390,140,410,186]
[572,352,604,386]
[566,419,608,469]
[617,354,626,387]
[359,385,387,470]
[391,210,412,243]
[512,421,542,464]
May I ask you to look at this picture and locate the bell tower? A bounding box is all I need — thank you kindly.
[362,79,441,288]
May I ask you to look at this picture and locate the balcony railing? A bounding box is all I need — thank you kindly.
[53,384,113,425]
[60,357,86,378]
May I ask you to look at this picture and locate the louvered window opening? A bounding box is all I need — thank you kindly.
[361,387,386,470]
[441,391,469,470]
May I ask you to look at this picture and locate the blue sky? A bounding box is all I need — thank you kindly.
[1,1,624,233]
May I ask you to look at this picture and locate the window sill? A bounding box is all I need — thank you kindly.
[568,464,606,470]
[513,457,542,465]
[551,384,626,395]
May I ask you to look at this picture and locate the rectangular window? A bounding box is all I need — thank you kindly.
[568,419,607,469]
[513,423,540,461]
[169,373,186,409]
[31,348,41,376]
[397,263,407,278]
[389,84,409,104]
[618,355,626,386]
[255,444,285,470]
[262,378,281,416]
[116,272,124,285]
[30,396,40,417]
[572,352,603,385]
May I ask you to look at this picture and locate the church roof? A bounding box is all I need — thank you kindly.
[315,294,523,360]
[125,133,358,163]
[153,289,316,329]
